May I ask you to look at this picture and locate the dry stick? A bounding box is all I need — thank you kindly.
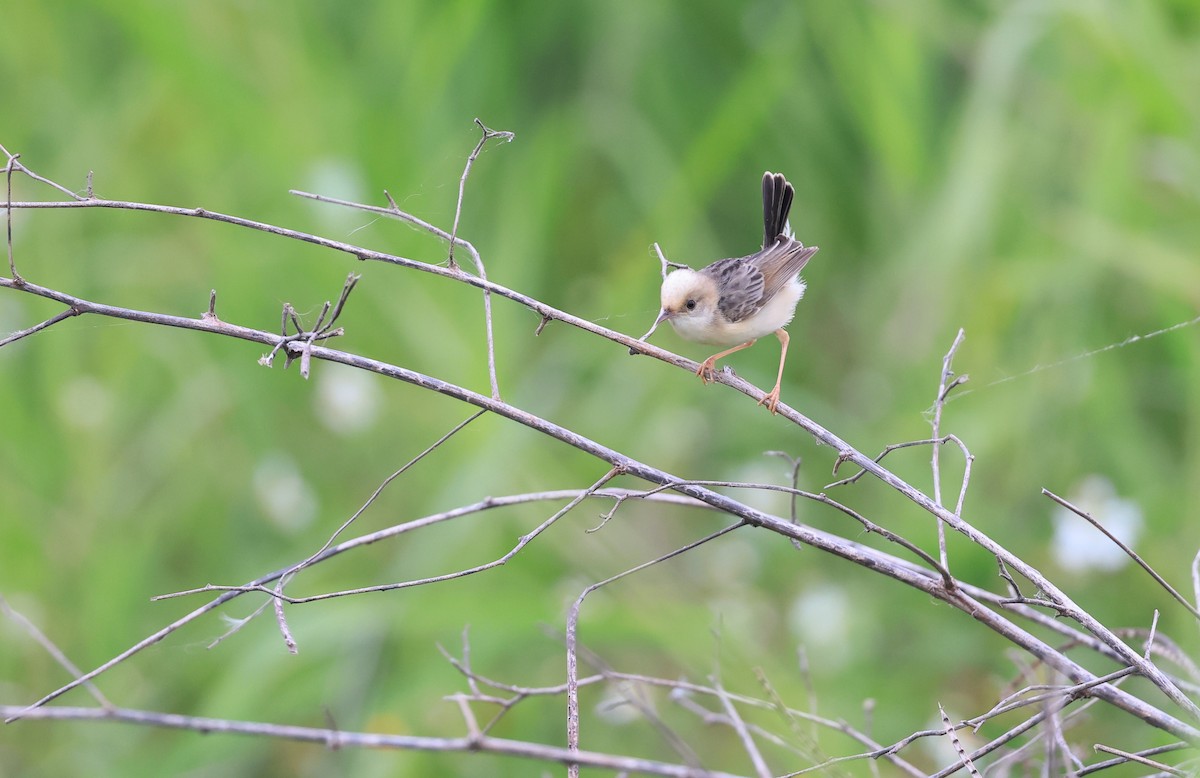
[796,647,821,758]
[1044,489,1200,621]
[827,438,945,488]
[0,596,112,709]
[826,434,973,507]
[11,488,698,720]
[1146,610,1161,661]
[459,627,482,699]
[764,450,803,525]
[451,657,920,775]
[930,329,967,575]
[933,715,1049,778]
[0,144,82,199]
[1078,743,1193,776]
[931,681,1123,776]
[617,477,949,578]
[0,306,79,348]
[4,175,1198,726]
[749,667,849,776]
[1194,549,1200,637]
[1050,703,1090,777]
[448,119,513,271]
[569,644,708,771]
[160,490,706,605]
[0,704,745,778]
[176,469,623,607]
[3,148,21,283]
[669,691,815,765]
[606,676,705,771]
[1115,627,1200,685]
[446,118,512,399]
[565,523,742,778]
[1093,743,1189,776]
[3,278,1197,742]
[968,665,1137,727]
[712,677,772,778]
[938,703,981,778]
[267,409,487,651]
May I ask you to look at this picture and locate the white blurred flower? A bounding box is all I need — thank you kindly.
[315,366,380,434]
[788,585,852,660]
[253,453,317,532]
[1050,475,1143,573]
[302,159,368,235]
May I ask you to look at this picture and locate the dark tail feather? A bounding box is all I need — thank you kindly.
[761,171,795,248]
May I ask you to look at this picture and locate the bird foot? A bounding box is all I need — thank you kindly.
[695,358,719,384]
[757,386,782,414]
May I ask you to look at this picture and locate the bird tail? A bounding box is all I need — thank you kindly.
[761,171,795,247]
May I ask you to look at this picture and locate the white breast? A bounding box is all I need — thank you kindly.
[671,275,806,346]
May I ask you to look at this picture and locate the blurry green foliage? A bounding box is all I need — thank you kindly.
[2,1,1199,775]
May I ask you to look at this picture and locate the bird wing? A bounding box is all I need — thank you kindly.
[753,238,818,301]
[704,257,766,323]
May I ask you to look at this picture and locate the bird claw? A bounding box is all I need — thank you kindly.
[695,359,719,384]
[757,388,782,414]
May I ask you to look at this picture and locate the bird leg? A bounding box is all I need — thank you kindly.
[757,329,790,414]
[696,340,756,384]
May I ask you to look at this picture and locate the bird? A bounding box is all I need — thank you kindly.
[636,171,818,414]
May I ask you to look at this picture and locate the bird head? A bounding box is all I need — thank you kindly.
[640,268,720,342]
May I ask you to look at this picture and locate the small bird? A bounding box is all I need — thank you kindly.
[637,172,818,414]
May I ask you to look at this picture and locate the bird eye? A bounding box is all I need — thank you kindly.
[685,299,697,311]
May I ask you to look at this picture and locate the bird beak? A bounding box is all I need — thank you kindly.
[629,309,670,355]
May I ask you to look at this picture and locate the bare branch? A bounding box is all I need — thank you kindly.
[3,147,21,283]
[0,306,79,348]
[448,118,513,271]
[0,704,747,778]
[712,675,772,778]
[566,523,742,776]
[0,596,113,709]
[930,329,967,575]
[1078,742,1194,775]
[1044,489,1200,621]
[938,703,981,778]
[1093,743,1189,776]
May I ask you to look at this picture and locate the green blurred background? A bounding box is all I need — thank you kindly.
[3,1,1200,775]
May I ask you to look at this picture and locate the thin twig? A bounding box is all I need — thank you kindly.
[565,522,742,777]
[712,675,772,778]
[826,437,947,489]
[0,596,113,709]
[265,409,486,648]
[765,450,803,525]
[1044,489,1200,620]
[1093,743,1189,776]
[448,119,513,271]
[449,119,511,398]
[1077,742,1193,775]
[938,704,981,777]
[0,306,79,348]
[930,329,967,574]
[0,704,745,778]
[4,147,22,283]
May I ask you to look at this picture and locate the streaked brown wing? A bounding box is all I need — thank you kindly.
[751,239,818,300]
[703,257,766,323]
